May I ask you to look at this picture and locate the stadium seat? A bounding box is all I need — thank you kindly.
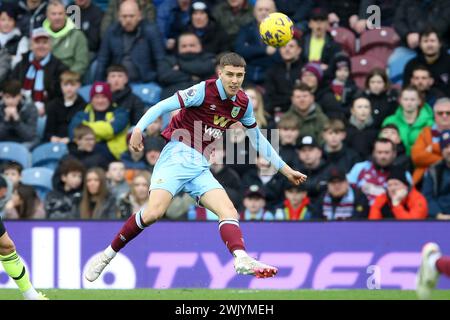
[31,142,68,170]
[0,142,31,169]
[387,48,417,86]
[359,27,400,65]
[350,54,386,89]
[78,85,91,102]
[21,167,54,200]
[330,27,356,57]
[131,83,162,106]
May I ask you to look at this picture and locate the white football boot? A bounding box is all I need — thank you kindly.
[416,242,441,300]
[234,256,278,278]
[85,253,113,282]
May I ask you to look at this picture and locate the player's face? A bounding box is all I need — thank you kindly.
[368,75,386,95]
[86,172,101,195]
[327,180,349,198]
[133,176,149,201]
[107,72,128,92]
[400,90,421,113]
[411,70,433,92]
[0,12,15,33]
[280,39,301,62]
[420,33,441,57]
[373,142,396,168]
[47,4,66,31]
[219,65,245,98]
[434,102,450,129]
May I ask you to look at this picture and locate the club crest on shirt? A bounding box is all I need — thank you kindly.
[231,106,240,118]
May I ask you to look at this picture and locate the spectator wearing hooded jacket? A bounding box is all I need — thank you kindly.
[369,166,428,220]
[43,0,89,77]
[0,3,29,85]
[44,158,84,219]
[186,1,230,55]
[16,0,47,36]
[96,0,165,83]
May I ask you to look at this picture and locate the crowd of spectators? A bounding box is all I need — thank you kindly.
[0,0,449,222]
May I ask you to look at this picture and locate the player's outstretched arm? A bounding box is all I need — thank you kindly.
[246,127,307,185]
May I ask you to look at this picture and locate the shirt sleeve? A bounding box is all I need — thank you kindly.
[246,126,286,171]
[240,98,257,129]
[176,81,206,108]
[135,94,181,132]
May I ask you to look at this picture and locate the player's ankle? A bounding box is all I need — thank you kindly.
[104,245,117,260]
[233,250,248,258]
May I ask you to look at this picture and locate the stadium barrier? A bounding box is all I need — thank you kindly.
[1,221,449,290]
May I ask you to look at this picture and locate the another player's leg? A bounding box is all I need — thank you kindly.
[200,188,278,278]
[416,242,450,299]
[0,228,47,300]
[85,189,173,282]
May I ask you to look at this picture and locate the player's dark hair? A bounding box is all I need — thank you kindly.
[219,52,246,68]
[374,137,396,152]
[59,158,85,177]
[106,64,128,76]
[2,80,22,96]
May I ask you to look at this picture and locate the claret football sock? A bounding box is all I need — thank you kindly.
[219,219,246,255]
[436,256,450,277]
[0,251,33,293]
[111,210,148,252]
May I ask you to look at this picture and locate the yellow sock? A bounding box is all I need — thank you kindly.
[0,251,32,292]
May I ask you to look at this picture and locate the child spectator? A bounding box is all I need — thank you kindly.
[322,119,360,173]
[1,162,22,188]
[277,115,300,167]
[382,86,434,156]
[240,185,274,221]
[275,183,312,220]
[346,97,378,160]
[44,158,84,219]
[44,70,86,143]
[79,167,118,219]
[4,184,46,219]
[0,80,38,148]
[369,166,428,220]
[363,68,398,129]
[118,171,150,219]
[106,161,130,203]
[313,167,369,220]
[67,124,108,170]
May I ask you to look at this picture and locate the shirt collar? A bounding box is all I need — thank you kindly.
[216,78,236,102]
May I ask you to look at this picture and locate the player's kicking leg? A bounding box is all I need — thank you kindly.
[85,189,173,282]
[416,242,450,299]
[0,230,47,300]
[200,188,278,278]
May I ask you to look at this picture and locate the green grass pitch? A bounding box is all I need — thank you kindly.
[0,289,450,300]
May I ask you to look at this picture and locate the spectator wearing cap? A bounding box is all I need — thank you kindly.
[187,0,230,55]
[16,0,47,36]
[321,119,360,173]
[212,0,254,45]
[240,185,274,221]
[293,135,330,201]
[299,62,342,119]
[69,82,130,162]
[0,174,13,217]
[422,130,450,220]
[369,166,428,220]
[265,35,304,116]
[210,146,242,210]
[301,7,341,69]
[313,167,369,220]
[0,3,29,85]
[107,64,146,126]
[348,138,411,205]
[73,0,103,58]
[43,0,89,77]
[101,0,156,36]
[284,83,329,144]
[96,0,165,83]
[345,96,378,160]
[143,136,166,172]
[412,98,450,185]
[274,182,312,220]
[234,0,280,85]
[382,86,434,156]
[156,0,191,52]
[157,31,215,99]
[11,26,68,114]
